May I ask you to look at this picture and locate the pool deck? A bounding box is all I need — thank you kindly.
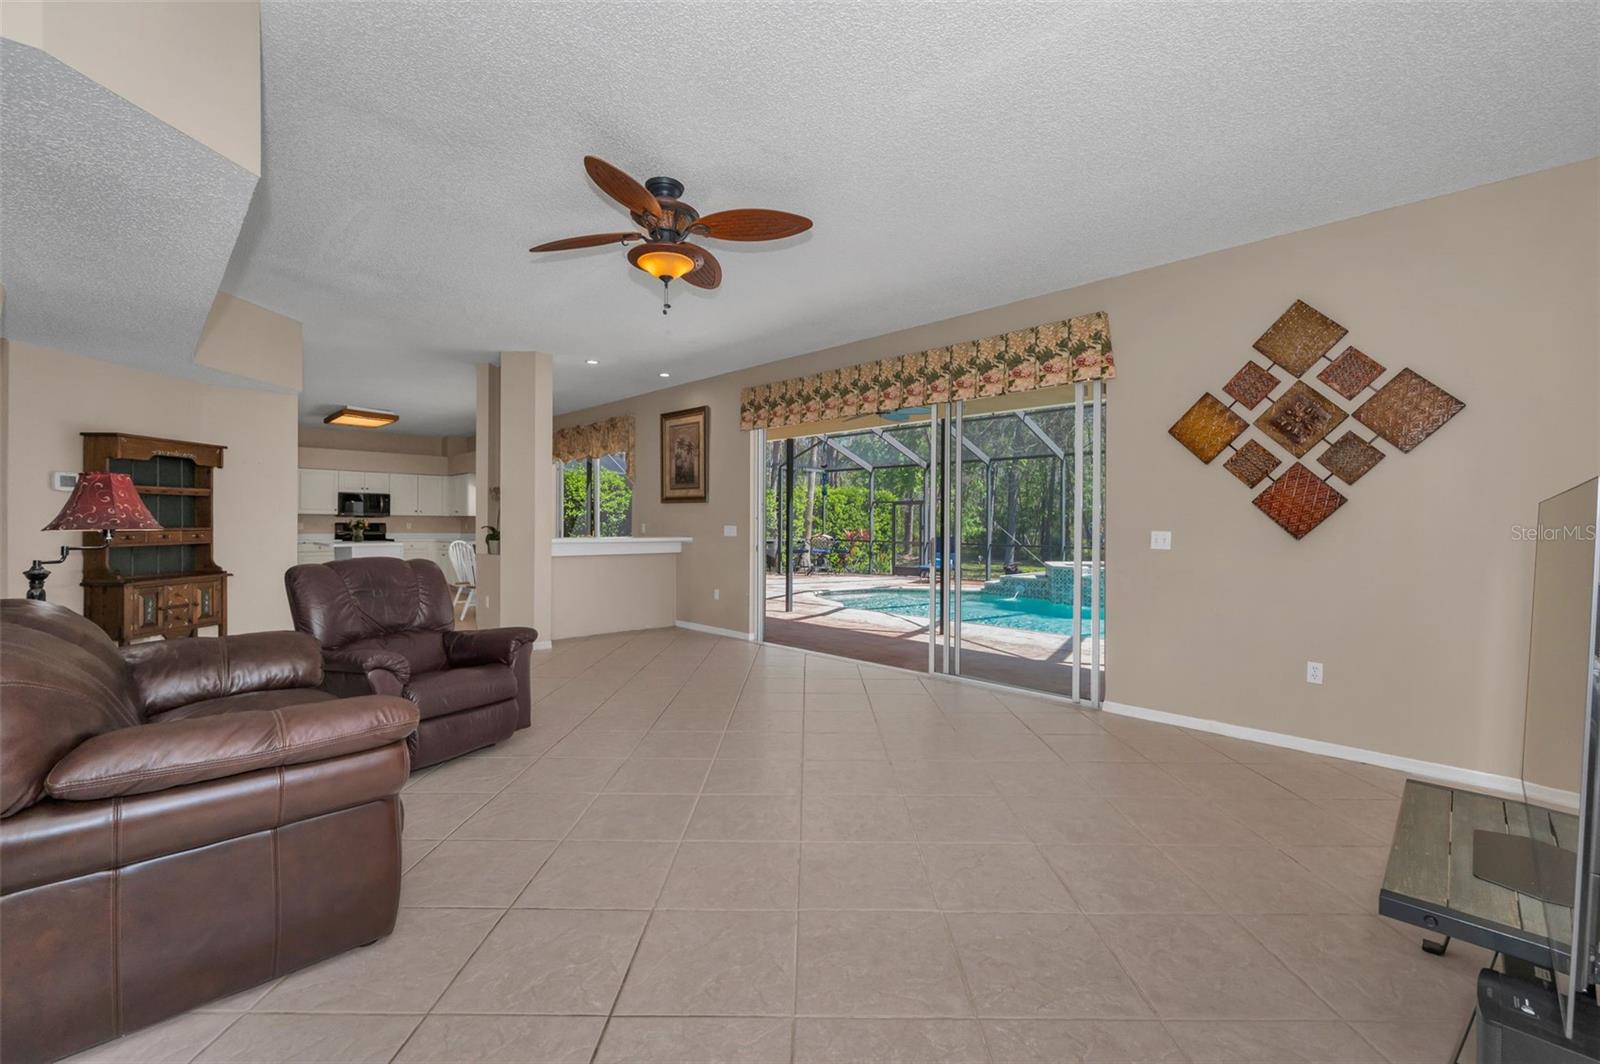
[762,573,1105,699]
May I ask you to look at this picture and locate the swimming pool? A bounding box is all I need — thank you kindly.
[819,586,1101,638]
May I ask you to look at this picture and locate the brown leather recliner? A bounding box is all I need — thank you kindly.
[283,557,538,770]
[0,599,420,1064]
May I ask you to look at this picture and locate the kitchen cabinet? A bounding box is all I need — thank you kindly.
[298,469,339,515]
[389,474,418,515]
[300,468,461,514]
[297,542,336,566]
[336,470,390,493]
[447,473,476,517]
[417,474,446,515]
[386,473,447,516]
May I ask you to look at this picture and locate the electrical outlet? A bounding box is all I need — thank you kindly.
[1306,661,1324,685]
[640,523,647,534]
[713,588,720,600]
[1150,530,1172,550]
[723,525,738,537]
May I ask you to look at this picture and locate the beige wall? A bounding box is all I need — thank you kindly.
[558,160,1600,776]
[2,340,298,633]
[551,554,678,639]
[1,1,261,175]
[196,293,302,391]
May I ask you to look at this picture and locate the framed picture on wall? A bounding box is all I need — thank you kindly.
[660,406,709,502]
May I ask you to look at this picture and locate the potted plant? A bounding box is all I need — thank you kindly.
[350,518,368,543]
[482,525,500,555]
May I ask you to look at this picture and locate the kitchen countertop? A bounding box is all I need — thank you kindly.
[552,537,693,557]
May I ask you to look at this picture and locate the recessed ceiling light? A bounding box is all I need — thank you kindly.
[324,406,399,428]
[585,359,599,365]
[659,372,671,378]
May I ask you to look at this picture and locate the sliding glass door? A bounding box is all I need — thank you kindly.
[944,387,1105,701]
[759,387,1106,704]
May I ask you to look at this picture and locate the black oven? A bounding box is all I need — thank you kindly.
[336,492,391,517]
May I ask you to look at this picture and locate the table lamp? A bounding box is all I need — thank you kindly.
[24,472,162,601]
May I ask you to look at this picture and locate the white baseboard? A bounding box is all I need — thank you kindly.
[529,639,554,652]
[675,619,756,641]
[1104,699,1578,808]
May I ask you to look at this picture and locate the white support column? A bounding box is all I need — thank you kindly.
[497,351,554,645]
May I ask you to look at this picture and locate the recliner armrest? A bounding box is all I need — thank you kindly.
[45,696,419,801]
[323,646,412,685]
[444,627,538,668]
[123,632,324,715]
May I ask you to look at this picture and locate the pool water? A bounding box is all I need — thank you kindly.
[819,587,1101,638]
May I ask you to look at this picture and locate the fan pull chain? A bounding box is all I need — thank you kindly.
[661,278,672,315]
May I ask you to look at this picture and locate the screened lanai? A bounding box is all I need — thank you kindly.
[761,397,1107,700]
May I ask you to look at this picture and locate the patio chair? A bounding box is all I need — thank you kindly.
[809,533,836,572]
[447,539,477,620]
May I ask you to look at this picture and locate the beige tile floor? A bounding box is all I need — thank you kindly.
[67,628,1486,1064]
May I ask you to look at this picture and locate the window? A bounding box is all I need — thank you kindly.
[559,452,633,537]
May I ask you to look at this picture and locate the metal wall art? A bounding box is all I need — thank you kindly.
[1169,299,1466,539]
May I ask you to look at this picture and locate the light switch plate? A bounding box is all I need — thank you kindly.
[1306,661,1324,685]
[723,525,738,537]
[1150,530,1172,550]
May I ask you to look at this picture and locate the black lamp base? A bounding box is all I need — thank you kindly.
[22,542,104,602]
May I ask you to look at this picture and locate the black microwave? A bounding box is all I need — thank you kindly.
[337,492,390,517]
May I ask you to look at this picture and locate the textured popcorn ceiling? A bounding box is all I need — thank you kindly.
[0,40,259,384]
[36,3,1600,432]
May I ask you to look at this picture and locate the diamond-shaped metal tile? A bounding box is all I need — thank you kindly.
[1354,368,1465,452]
[1318,346,1386,400]
[1169,394,1247,464]
[1253,300,1348,377]
[1254,381,1348,458]
[1253,462,1347,539]
[1223,439,1281,488]
[1223,362,1281,409]
[1318,431,1385,485]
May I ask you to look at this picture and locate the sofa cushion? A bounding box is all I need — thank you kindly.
[123,632,324,716]
[404,665,518,720]
[46,696,419,801]
[1,601,142,818]
[1,744,409,895]
[148,687,338,724]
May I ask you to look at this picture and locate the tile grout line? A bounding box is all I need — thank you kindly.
[588,635,758,1064]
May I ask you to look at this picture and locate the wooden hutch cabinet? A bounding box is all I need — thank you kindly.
[79,433,230,644]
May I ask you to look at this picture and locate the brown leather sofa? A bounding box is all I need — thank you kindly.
[0,598,420,1064]
[284,557,538,770]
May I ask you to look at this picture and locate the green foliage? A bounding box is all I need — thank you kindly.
[564,462,634,537]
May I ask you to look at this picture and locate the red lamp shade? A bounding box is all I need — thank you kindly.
[43,473,163,533]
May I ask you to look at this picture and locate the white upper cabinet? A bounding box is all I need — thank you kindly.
[336,470,390,493]
[298,469,339,515]
[447,473,476,516]
[417,474,445,515]
[301,468,464,514]
[388,473,418,515]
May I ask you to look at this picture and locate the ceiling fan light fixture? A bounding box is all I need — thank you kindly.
[629,243,697,281]
[324,406,399,428]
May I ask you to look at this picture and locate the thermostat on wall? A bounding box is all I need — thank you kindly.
[50,471,78,492]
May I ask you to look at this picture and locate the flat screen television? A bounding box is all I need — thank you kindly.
[1516,477,1600,1038]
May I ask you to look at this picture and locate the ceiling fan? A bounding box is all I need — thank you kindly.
[530,156,813,314]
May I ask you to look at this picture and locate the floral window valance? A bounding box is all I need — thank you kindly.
[738,311,1113,431]
[553,415,635,478]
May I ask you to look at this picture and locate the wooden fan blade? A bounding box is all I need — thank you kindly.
[679,242,722,290]
[691,208,812,242]
[529,232,642,252]
[583,156,661,223]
